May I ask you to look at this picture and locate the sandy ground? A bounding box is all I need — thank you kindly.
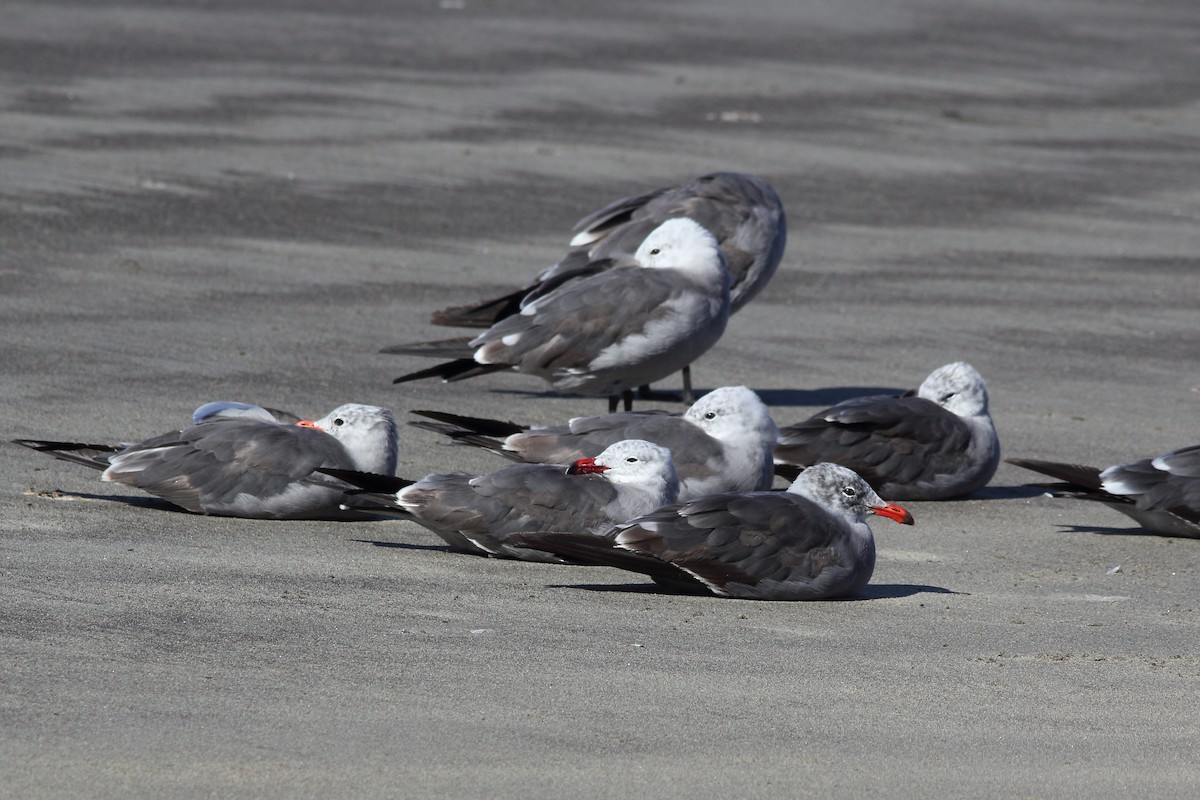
[2,0,1199,797]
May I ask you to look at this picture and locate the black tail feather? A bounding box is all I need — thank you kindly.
[317,467,416,494]
[378,336,475,357]
[507,532,708,593]
[12,439,119,470]
[1005,458,1103,490]
[392,359,508,385]
[409,409,526,438]
[429,287,529,328]
[773,463,803,482]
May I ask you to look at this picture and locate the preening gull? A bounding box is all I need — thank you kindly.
[387,218,732,412]
[427,172,785,402]
[14,403,399,519]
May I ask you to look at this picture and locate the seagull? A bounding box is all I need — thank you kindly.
[13,403,399,519]
[429,172,785,402]
[509,462,914,600]
[408,385,778,501]
[321,439,680,562]
[431,171,786,325]
[1007,445,1200,537]
[386,218,732,412]
[773,362,1000,500]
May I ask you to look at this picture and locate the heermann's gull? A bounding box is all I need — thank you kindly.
[322,439,680,562]
[510,462,914,600]
[431,171,786,327]
[13,403,399,519]
[409,386,778,501]
[428,171,786,401]
[386,217,731,412]
[773,362,1000,500]
[1007,445,1200,537]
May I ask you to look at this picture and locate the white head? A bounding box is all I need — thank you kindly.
[683,386,778,443]
[787,463,914,526]
[916,361,989,418]
[299,403,399,475]
[567,439,681,505]
[634,218,727,282]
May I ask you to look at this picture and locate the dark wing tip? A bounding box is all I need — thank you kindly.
[316,467,415,494]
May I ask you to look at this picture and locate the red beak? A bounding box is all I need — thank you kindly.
[295,419,322,430]
[871,502,914,526]
[567,457,610,475]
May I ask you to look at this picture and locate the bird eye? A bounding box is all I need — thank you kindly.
[649,248,661,255]
[333,418,345,427]
[704,411,717,420]
[842,486,857,497]
[626,457,638,463]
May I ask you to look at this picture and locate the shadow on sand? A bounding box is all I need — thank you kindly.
[543,581,963,600]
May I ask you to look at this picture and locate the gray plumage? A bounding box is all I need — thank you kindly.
[14,403,399,519]
[391,218,732,404]
[335,439,680,562]
[410,386,778,501]
[774,362,1000,500]
[430,171,786,327]
[1007,445,1200,537]
[511,462,914,600]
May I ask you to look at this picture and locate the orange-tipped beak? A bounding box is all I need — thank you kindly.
[295,419,322,430]
[567,457,610,475]
[871,502,914,526]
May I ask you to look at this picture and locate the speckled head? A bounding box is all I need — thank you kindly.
[787,462,914,525]
[917,361,989,417]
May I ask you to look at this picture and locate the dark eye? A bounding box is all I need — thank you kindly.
[940,393,956,403]
[704,411,717,420]
[626,457,638,463]
[649,248,661,255]
[842,486,857,497]
[333,418,345,427]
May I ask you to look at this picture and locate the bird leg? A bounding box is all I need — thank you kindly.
[635,366,695,405]
[608,390,635,413]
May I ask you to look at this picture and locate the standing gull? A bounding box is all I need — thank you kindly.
[386,218,731,412]
[323,439,680,561]
[426,172,785,402]
[1007,445,1200,537]
[773,362,1000,500]
[511,462,914,600]
[409,385,778,501]
[13,403,399,519]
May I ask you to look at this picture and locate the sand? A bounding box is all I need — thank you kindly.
[2,0,1199,796]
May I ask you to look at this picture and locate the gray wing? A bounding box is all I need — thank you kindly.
[568,172,786,310]
[473,267,688,376]
[513,413,721,473]
[1007,454,1200,536]
[430,172,783,329]
[520,492,873,600]
[775,395,976,498]
[1102,445,1200,526]
[403,465,624,557]
[103,419,356,518]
